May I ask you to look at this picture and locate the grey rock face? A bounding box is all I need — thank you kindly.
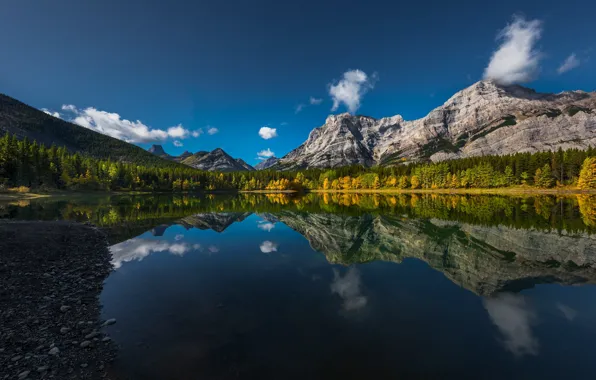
[277,80,596,169]
[254,156,280,170]
[181,148,254,172]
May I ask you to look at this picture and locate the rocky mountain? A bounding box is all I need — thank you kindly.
[0,94,178,168]
[174,151,193,162]
[147,145,193,163]
[275,80,596,169]
[235,158,256,171]
[254,157,280,170]
[148,144,168,156]
[181,148,254,172]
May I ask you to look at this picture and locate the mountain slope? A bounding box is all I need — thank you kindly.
[255,157,280,170]
[235,158,256,171]
[276,80,596,169]
[181,148,253,172]
[0,94,179,168]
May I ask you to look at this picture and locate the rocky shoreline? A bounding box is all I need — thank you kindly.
[0,221,117,379]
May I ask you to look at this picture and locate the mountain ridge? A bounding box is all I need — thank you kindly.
[274,80,596,170]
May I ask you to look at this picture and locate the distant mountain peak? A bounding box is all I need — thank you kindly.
[148,144,168,156]
[181,148,254,172]
[255,156,280,170]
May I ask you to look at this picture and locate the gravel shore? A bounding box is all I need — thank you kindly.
[0,221,117,379]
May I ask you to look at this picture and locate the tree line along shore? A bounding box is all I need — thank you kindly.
[1,132,596,195]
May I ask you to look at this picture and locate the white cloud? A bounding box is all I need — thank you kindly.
[260,240,278,253]
[207,127,219,135]
[557,53,580,74]
[483,15,543,85]
[167,124,189,139]
[42,108,61,118]
[309,96,323,105]
[257,148,275,160]
[173,140,183,147]
[208,245,220,253]
[484,294,538,356]
[280,122,288,126]
[330,268,367,311]
[259,126,278,140]
[60,104,198,144]
[295,104,305,114]
[329,69,377,114]
[192,128,203,138]
[61,104,78,112]
[174,234,184,241]
[257,221,276,232]
[109,239,191,269]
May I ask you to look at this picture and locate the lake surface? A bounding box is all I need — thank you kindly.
[3,193,596,379]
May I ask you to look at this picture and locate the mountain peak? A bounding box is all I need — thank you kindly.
[148,144,169,157]
[181,148,254,172]
[255,156,280,170]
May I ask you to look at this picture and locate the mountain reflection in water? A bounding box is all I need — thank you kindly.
[106,207,596,296]
[4,193,596,379]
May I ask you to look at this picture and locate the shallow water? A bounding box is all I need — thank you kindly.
[4,193,596,379]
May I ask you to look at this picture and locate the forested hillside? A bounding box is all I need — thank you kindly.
[0,94,179,168]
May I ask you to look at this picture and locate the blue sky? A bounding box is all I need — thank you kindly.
[0,0,594,164]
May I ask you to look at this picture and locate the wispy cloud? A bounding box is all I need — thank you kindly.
[173,140,183,147]
[61,104,77,112]
[329,69,378,114]
[259,126,278,140]
[192,128,203,138]
[207,127,219,135]
[483,15,543,85]
[56,105,201,144]
[309,96,323,105]
[557,53,580,74]
[42,108,60,118]
[295,96,324,114]
[257,148,275,160]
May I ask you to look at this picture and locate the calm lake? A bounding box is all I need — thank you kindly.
[3,193,596,379]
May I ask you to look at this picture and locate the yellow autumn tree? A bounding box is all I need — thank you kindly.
[577,195,596,227]
[578,157,596,189]
[411,175,420,189]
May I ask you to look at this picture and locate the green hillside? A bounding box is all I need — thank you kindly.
[0,94,180,168]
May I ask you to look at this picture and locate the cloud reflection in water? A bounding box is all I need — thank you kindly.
[330,268,367,311]
[484,293,538,356]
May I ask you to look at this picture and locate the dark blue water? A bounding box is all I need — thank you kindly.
[98,211,596,379]
[4,194,596,379]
